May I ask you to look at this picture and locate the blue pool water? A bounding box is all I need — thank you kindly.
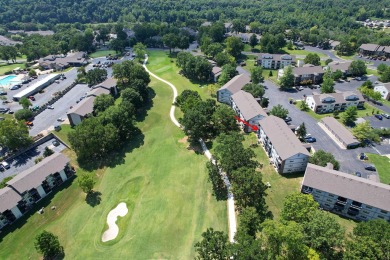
[0,75,19,87]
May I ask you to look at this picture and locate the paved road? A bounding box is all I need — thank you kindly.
[29,84,90,136]
[303,46,342,61]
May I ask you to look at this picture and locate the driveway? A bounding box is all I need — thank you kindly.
[29,84,90,136]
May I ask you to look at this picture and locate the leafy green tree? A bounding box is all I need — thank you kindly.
[325,59,333,65]
[194,228,231,260]
[304,53,321,66]
[175,90,201,112]
[320,77,335,93]
[249,21,261,33]
[14,109,33,121]
[249,34,259,49]
[332,69,343,81]
[133,42,147,61]
[286,41,294,50]
[85,68,107,86]
[279,66,294,90]
[260,97,269,108]
[214,132,257,175]
[296,122,307,140]
[344,236,384,260]
[379,66,390,83]
[225,36,244,59]
[300,101,309,111]
[215,52,235,67]
[0,119,33,150]
[204,43,224,59]
[337,39,354,56]
[349,60,367,76]
[19,97,32,109]
[34,231,64,259]
[269,104,289,119]
[303,210,344,258]
[231,167,268,216]
[243,83,265,98]
[377,63,388,74]
[93,94,114,115]
[309,150,340,170]
[29,69,37,77]
[211,105,239,135]
[109,38,126,54]
[250,66,264,84]
[78,173,96,194]
[162,33,179,53]
[232,230,267,259]
[120,88,144,109]
[341,106,357,126]
[281,193,319,223]
[206,161,227,201]
[352,121,380,143]
[238,207,262,237]
[218,64,237,85]
[232,19,245,33]
[43,147,54,157]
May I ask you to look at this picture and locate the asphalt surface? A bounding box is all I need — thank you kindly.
[0,139,66,181]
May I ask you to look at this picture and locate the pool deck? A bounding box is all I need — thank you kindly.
[0,74,26,89]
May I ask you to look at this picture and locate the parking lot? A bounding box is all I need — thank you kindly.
[0,138,66,182]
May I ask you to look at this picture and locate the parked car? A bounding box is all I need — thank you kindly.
[57,117,65,122]
[284,116,292,122]
[0,91,7,95]
[1,161,10,169]
[28,96,35,101]
[305,137,317,143]
[374,114,383,120]
[47,105,54,109]
[24,121,34,126]
[298,86,304,91]
[355,172,362,177]
[52,140,60,146]
[364,165,376,171]
[381,113,390,119]
[359,153,367,160]
[54,125,61,131]
[0,108,9,113]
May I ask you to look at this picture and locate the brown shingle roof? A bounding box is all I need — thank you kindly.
[67,96,96,116]
[311,91,364,105]
[219,74,251,94]
[293,65,324,76]
[88,87,110,97]
[328,61,352,73]
[258,53,296,62]
[321,117,360,147]
[7,153,69,192]
[231,90,268,120]
[303,163,390,211]
[359,43,380,52]
[0,187,22,212]
[97,78,117,89]
[259,115,310,160]
[212,66,222,75]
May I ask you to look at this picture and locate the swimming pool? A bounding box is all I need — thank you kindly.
[0,75,21,88]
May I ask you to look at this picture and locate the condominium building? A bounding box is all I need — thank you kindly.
[217,74,251,105]
[257,115,310,174]
[302,163,390,222]
[257,53,296,69]
[305,91,365,114]
[374,83,390,100]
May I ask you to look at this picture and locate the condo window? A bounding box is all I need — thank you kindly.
[380,210,388,214]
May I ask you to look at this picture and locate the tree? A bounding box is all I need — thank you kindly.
[232,230,267,259]
[238,207,262,237]
[19,97,32,109]
[303,210,344,258]
[352,121,380,143]
[309,150,340,170]
[320,76,335,93]
[14,109,33,121]
[279,66,294,90]
[249,21,261,33]
[109,38,126,53]
[269,104,288,119]
[0,119,33,150]
[85,68,107,86]
[231,167,268,216]
[332,69,343,81]
[204,43,224,59]
[296,122,307,140]
[162,33,178,53]
[29,69,37,77]
[341,106,357,126]
[120,88,144,109]
[93,94,114,115]
[133,42,146,61]
[286,41,294,50]
[43,147,54,157]
[215,52,235,67]
[225,36,244,59]
[250,66,264,84]
[206,161,227,201]
[175,89,201,112]
[344,236,384,260]
[218,64,237,85]
[325,59,333,65]
[34,231,64,259]
[349,60,367,77]
[260,97,269,108]
[211,105,239,135]
[194,228,231,260]
[300,101,309,111]
[377,63,388,74]
[281,193,319,223]
[380,66,390,83]
[78,173,96,194]
[243,83,265,98]
[249,34,259,49]
[304,53,321,66]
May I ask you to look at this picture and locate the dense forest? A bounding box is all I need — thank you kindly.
[0,0,389,31]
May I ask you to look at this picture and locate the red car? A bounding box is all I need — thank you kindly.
[28,96,35,101]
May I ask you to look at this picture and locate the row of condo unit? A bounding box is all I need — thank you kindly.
[302,163,390,223]
[66,78,118,127]
[359,43,390,58]
[217,74,311,174]
[305,91,365,114]
[216,74,390,223]
[36,51,88,70]
[0,153,75,230]
[201,22,261,43]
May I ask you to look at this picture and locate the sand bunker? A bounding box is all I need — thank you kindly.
[101,202,128,242]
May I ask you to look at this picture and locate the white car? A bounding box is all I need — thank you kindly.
[57,117,65,122]
[47,105,54,109]
[298,86,304,91]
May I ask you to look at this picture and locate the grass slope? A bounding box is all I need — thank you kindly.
[89,50,117,58]
[0,64,226,259]
[0,63,26,75]
[366,153,390,184]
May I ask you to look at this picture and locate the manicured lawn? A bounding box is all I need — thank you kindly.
[382,99,390,108]
[366,153,390,185]
[281,47,327,58]
[244,44,261,52]
[51,124,73,146]
[367,68,380,77]
[89,50,117,58]
[0,67,227,258]
[339,54,356,60]
[0,63,26,75]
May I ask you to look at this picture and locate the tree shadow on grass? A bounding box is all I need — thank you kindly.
[0,177,75,243]
[86,191,102,207]
[135,88,156,122]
